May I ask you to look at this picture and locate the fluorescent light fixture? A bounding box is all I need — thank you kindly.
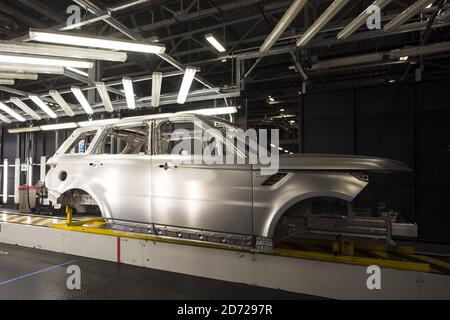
[8,126,41,133]
[3,159,8,203]
[122,77,136,110]
[337,0,393,40]
[259,0,308,54]
[278,147,283,151]
[268,96,275,102]
[41,123,78,131]
[183,106,238,116]
[49,90,75,116]
[0,53,93,69]
[284,150,289,153]
[0,79,14,85]
[29,95,57,118]
[399,56,409,61]
[78,119,120,127]
[0,63,64,74]
[10,97,41,120]
[177,67,197,104]
[297,0,351,47]
[95,82,114,112]
[384,0,433,32]
[71,86,93,114]
[0,41,127,62]
[151,72,162,107]
[0,113,11,123]
[29,29,166,54]
[65,67,89,77]
[0,102,26,122]
[0,72,38,80]
[205,34,226,53]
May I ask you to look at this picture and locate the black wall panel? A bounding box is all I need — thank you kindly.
[303,118,354,154]
[301,80,450,242]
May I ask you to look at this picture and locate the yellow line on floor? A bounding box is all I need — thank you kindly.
[34,218,55,226]
[5,215,29,223]
[23,216,43,224]
[412,254,450,272]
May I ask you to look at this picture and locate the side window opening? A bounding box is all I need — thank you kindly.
[156,120,215,156]
[65,130,98,154]
[94,124,149,155]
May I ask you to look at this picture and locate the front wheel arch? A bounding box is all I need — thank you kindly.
[57,187,110,219]
[266,191,353,240]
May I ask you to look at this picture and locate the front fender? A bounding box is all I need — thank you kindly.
[253,171,368,238]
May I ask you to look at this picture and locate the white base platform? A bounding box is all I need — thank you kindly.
[1,221,450,300]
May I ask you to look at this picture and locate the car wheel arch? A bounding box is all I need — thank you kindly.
[264,190,354,239]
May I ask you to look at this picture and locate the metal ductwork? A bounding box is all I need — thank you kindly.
[259,0,309,54]
[390,41,450,59]
[310,53,385,70]
[311,41,450,70]
[337,0,393,39]
[384,0,434,32]
[296,0,351,47]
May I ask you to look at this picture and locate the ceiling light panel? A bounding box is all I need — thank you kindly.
[29,29,166,54]
[177,67,197,104]
[151,72,163,107]
[0,102,26,122]
[49,90,75,117]
[71,86,94,114]
[10,97,41,120]
[205,34,226,53]
[29,95,57,118]
[122,77,136,110]
[95,82,114,112]
[0,41,127,62]
[0,53,93,69]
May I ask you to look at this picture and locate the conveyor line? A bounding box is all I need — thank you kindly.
[1,210,450,275]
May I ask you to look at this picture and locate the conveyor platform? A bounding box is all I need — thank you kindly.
[1,209,450,299]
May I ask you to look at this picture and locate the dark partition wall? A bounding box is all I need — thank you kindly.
[302,80,450,242]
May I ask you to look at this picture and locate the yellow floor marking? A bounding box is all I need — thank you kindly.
[34,218,54,226]
[1,214,18,222]
[6,215,29,223]
[371,251,390,259]
[412,254,450,271]
[23,216,43,224]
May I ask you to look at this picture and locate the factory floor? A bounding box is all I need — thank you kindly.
[0,243,320,300]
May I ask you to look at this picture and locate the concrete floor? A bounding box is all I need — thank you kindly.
[0,243,321,300]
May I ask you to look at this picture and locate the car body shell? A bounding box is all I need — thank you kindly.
[45,113,411,239]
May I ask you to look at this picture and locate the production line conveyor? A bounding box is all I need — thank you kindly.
[1,209,450,299]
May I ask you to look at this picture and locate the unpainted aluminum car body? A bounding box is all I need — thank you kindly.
[45,113,415,249]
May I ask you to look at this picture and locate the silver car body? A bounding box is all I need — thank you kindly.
[45,113,412,246]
